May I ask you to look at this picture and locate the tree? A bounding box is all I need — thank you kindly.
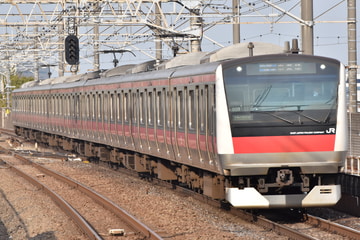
[11,74,34,89]
[0,74,34,108]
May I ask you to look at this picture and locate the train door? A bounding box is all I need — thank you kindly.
[103,92,110,143]
[174,86,188,162]
[186,85,202,165]
[139,90,150,153]
[124,90,134,149]
[146,88,156,153]
[165,87,175,160]
[71,93,76,137]
[116,91,125,148]
[109,92,116,145]
[207,84,216,166]
[91,92,97,140]
[74,93,81,138]
[98,92,105,141]
[64,94,70,136]
[69,94,74,136]
[84,93,90,140]
[155,88,166,158]
[47,94,53,132]
[131,90,141,150]
[58,95,64,133]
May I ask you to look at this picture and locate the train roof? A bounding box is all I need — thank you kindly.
[14,42,287,93]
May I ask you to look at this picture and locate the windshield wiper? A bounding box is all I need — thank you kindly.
[264,104,331,124]
[252,85,272,109]
[293,111,323,124]
[323,97,337,123]
[251,111,294,124]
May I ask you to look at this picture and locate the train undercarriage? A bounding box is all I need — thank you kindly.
[15,126,341,209]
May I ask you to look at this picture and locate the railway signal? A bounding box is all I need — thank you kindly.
[65,35,79,65]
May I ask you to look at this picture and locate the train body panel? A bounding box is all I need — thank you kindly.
[12,48,348,208]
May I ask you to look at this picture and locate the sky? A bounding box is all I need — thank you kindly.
[4,0,357,77]
[200,0,359,66]
[85,0,359,74]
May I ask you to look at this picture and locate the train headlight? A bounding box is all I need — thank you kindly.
[236,66,243,72]
[320,64,326,70]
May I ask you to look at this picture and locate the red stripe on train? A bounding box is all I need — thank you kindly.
[232,135,335,154]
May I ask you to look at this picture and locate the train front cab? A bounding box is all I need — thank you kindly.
[215,54,348,208]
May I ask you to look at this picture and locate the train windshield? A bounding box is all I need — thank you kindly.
[223,56,340,131]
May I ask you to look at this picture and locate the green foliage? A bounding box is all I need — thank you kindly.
[11,74,34,89]
[0,74,34,108]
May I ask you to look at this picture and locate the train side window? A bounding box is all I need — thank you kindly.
[166,90,173,128]
[36,95,38,114]
[69,95,72,117]
[29,96,32,113]
[110,93,115,122]
[33,96,35,114]
[67,95,71,117]
[33,96,35,113]
[157,89,165,127]
[34,96,37,114]
[140,91,145,125]
[96,93,101,121]
[62,95,66,116]
[38,95,41,114]
[72,94,75,118]
[124,92,129,123]
[54,96,57,116]
[90,93,94,120]
[103,93,108,122]
[177,89,184,129]
[85,94,90,120]
[199,87,205,132]
[43,96,46,115]
[60,95,64,116]
[56,96,59,116]
[49,96,53,115]
[188,88,197,130]
[80,94,85,119]
[132,91,138,124]
[76,94,81,119]
[148,90,154,126]
[117,92,122,123]
[39,96,42,114]
[55,96,58,116]
[54,96,60,115]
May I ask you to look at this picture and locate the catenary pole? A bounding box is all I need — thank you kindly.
[301,0,314,55]
[348,0,358,113]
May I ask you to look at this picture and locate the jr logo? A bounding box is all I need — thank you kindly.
[326,128,336,134]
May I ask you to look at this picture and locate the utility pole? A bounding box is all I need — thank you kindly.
[301,0,314,55]
[190,8,202,52]
[58,23,65,77]
[348,0,358,113]
[93,2,100,72]
[233,0,240,44]
[155,2,162,64]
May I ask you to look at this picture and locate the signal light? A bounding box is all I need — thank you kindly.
[65,35,79,65]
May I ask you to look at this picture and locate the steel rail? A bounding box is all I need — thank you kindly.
[14,153,163,240]
[4,130,358,240]
[3,160,102,240]
[145,173,317,240]
[307,214,360,239]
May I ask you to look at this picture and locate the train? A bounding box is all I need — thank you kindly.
[12,42,348,208]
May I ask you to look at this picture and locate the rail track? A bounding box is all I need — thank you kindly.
[1,129,360,240]
[0,144,163,240]
[171,183,360,240]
